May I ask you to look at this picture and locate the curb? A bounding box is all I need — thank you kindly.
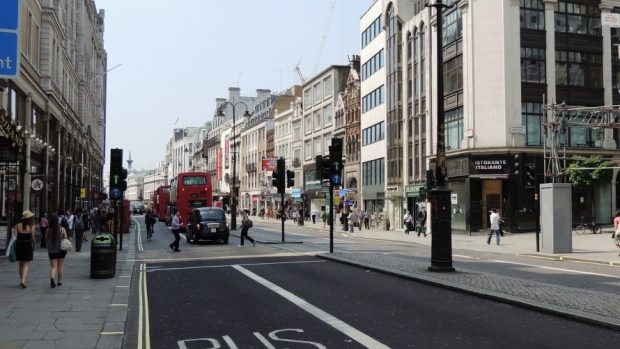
[316,253,620,331]
[516,252,620,266]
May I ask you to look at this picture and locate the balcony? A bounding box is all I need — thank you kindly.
[292,158,301,168]
[245,162,257,173]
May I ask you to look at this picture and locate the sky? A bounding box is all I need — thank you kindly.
[98,0,373,171]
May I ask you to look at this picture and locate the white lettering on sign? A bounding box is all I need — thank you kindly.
[177,329,325,349]
[0,57,13,69]
[474,159,507,171]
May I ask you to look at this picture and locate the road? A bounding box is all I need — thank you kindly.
[123,216,620,348]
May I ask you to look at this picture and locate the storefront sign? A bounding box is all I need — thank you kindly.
[602,13,620,27]
[472,158,508,173]
[405,185,424,197]
[0,109,24,152]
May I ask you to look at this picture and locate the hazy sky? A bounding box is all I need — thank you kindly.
[99,0,372,171]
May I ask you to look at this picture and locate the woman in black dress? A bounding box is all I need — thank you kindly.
[15,210,36,288]
[46,214,68,288]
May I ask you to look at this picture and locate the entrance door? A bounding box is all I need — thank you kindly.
[481,180,502,229]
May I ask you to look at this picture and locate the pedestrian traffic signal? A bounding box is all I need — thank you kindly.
[526,164,536,186]
[109,148,123,199]
[286,170,295,188]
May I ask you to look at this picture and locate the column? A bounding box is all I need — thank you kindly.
[601,2,616,149]
[544,0,557,104]
[22,96,32,211]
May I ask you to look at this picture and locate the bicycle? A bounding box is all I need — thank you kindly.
[130,220,136,229]
[576,216,602,235]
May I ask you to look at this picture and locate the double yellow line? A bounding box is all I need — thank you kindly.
[137,263,151,348]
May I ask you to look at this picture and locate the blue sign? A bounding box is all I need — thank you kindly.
[331,175,341,185]
[110,188,123,200]
[0,0,21,78]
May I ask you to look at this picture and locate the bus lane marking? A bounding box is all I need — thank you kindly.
[177,329,326,349]
[232,265,390,349]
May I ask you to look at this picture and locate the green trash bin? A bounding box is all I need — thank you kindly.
[90,233,116,279]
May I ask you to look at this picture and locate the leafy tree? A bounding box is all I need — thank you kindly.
[565,155,613,220]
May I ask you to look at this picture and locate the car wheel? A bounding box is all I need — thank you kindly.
[223,235,229,244]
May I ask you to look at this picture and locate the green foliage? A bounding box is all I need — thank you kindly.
[565,156,613,189]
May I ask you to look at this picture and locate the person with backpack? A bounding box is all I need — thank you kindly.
[73,211,85,252]
[239,213,256,247]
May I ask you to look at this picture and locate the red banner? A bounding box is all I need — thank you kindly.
[216,147,222,181]
[262,157,278,171]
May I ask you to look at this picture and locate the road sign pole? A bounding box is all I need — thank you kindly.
[329,180,334,253]
[281,191,285,243]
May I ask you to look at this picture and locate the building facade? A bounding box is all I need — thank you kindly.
[0,0,107,221]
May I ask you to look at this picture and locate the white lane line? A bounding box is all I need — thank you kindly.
[136,218,143,252]
[143,263,151,349]
[454,254,476,259]
[146,260,325,272]
[490,259,620,279]
[233,265,390,349]
[138,263,144,349]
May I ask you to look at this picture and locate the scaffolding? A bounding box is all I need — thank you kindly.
[543,103,620,182]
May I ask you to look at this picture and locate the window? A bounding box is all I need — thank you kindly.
[323,104,333,124]
[362,121,386,146]
[554,1,601,36]
[444,55,463,93]
[520,0,545,30]
[314,110,322,130]
[521,47,546,83]
[304,88,312,109]
[445,107,463,151]
[313,83,322,104]
[323,76,333,98]
[305,114,312,134]
[314,137,322,155]
[293,126,301,141]
[443,8,462,46]
[362,85,385,113]
[361,16,382,48]
[362,158,385,186]
[183,176,207,185]
[304,140,312,160]
[361,49,384,81]
[323,133,332,150]
[522,102,543,146]
[555,50,602,87]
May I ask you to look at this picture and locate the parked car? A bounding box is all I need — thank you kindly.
[132,202,146,215]
[186,207,229,244]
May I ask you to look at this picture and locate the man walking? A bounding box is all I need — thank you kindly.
[169,212,181,252]
[487,208,501,246]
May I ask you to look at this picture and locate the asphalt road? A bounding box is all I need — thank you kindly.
[123,216,620,348]
[134,255,619,348]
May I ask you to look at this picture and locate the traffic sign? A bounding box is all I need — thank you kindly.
[0,0,21,79]
[110,188,123,200]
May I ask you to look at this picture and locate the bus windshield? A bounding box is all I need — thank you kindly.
[183,176,206,186]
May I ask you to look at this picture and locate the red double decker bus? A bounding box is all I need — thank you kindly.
[153,185,171,223]
[170,172,212,230]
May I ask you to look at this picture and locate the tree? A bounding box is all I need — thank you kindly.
[565,155,613,221]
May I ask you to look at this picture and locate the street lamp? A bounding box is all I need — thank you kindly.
[426,0,455,272]
[216,101,252,230]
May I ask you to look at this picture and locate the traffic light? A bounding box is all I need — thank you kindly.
[286,170,295,188]
[109,148,123,200]
[419,186,426,201]
[526,164,536,186]
[329,137,343,177]
[120,167,128,191]
[276,157,285,194]
[271,171,279,187]
[315,155,331,180]
[513,153,525,177]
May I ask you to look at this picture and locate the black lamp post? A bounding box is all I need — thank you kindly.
[427,0,455,272]
[216,102,252,230]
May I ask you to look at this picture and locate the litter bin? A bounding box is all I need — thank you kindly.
[90,233,116,279]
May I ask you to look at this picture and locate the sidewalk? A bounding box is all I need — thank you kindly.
[251,215,620,265]
[0,232,135,349]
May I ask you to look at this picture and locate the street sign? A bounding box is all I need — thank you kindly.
[0,0,21,79]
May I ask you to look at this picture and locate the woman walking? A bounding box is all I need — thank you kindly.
[240,213,256,247]
[46,214,68,288]
[39,212,48,248]
[14,210,36,288]
[613,210,620,256]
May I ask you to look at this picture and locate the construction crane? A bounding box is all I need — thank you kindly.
[313,0,337,75]
[543,103,620,181]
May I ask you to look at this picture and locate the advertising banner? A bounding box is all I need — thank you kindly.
[262,157,278,171]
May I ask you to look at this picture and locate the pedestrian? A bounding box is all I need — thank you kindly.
[39,212,48,248]
[364,210,370,230]
[65,209,75,240]
[487,208,501,245]
[145,210,156,240]
[14,210,36,288]
[321,209,328,228]
[311,210,317,224]
[403,210,413,235]
[613,210,620,256]
[73,211,85,252]
[46,214,68,288]
[169,211,181,252]
[82,211,91,242]
[348,211,356,233]
[416,208,427,237]
[240,213,256,247]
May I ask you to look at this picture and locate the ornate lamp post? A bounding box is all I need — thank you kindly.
[216,102,252,230]
[427,0,455,272]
